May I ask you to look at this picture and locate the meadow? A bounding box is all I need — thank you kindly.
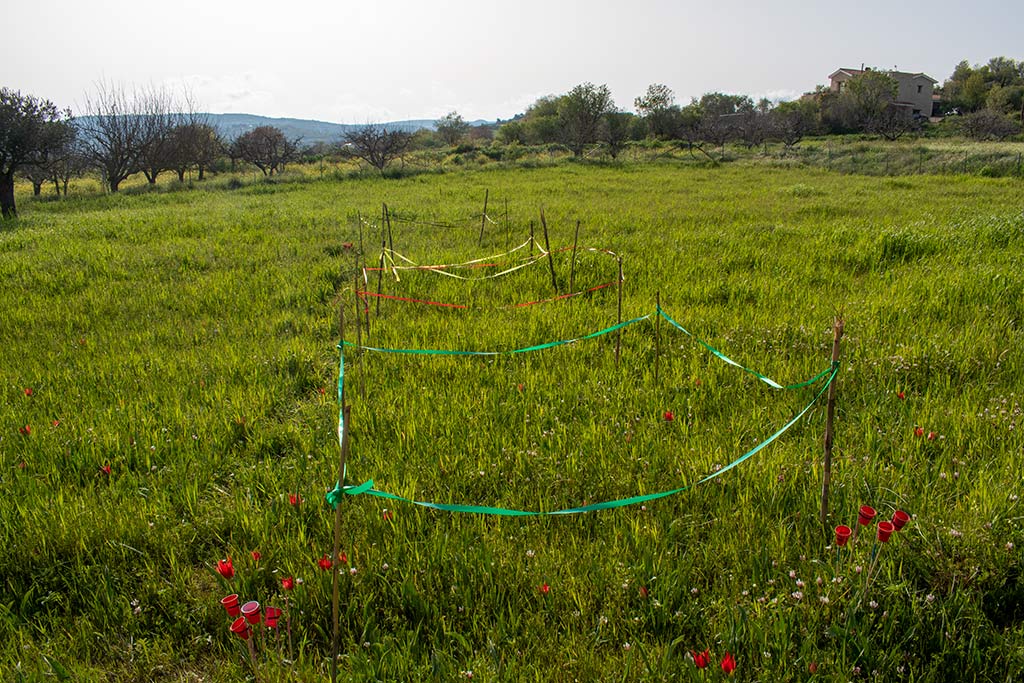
[1,158,1022,681]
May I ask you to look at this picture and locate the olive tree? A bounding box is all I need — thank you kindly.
[1,88,73,217]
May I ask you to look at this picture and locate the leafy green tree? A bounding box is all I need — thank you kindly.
[769,99,820,149]
[558,82,615,157]
[634,83,679,139]
[600,111,633,159]
[0,88,72,218]
[436,111,470,147]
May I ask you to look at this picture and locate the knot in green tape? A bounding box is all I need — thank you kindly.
[325,479,375,510]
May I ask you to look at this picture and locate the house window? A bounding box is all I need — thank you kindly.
[917,85,923,93]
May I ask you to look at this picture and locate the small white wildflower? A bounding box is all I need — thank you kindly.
[622,643,631,651]
[791,591,803,600]
[691,587,699,595]
[1007,542,1015,550]
[382,563,389,571]
[526,549,535,558]
[855,565,863,574]
[816,576,823,586]
[819,595,829,605]
[349,567,357,575]
[796,579,805,589]
[869,600,878,610]
[789,570,797,579]
[925,594,935,603]
[362,641,370,649]
[599,615,609,625]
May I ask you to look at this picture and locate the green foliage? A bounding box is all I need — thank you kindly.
[1,163,1023,680]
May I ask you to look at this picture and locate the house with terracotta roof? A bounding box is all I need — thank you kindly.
[829,68,938,117]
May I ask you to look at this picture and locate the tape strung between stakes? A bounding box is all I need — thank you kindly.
[325,364,838,515]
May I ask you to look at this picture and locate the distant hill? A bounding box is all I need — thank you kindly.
[203,114,493,146]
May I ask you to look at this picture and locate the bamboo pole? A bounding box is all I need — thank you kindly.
[504,198,510,251]
[541,210,558,293]
[385,204,394,276]
[654,291,661,384]
[478,188,489,246]
[569,220,581,293]
[615,257,623,367]
[330,301,352,683]
[820,318,844,530]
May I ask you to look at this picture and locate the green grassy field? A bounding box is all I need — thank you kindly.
[2,161,1022,681]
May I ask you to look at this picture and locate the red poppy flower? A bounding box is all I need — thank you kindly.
[250,550,262,562]
[99,464,111,476]
[663,410,675,422]
[318,554,333,571]
[281,576,295,591]
[835,525,852,546]
[857,505,877,526]
[914,426,924,437]
[720,652,736,675]
[876,521,895,543]
[52,420,60,427]
[289,493,302,506]
[897,391,905,400]
[19,425,31,436]
[382,509,393,522]
[338,551,348,564]
[23,388,33,397]
[638,586,649,599]
[539,583,550,595]
[693,649,710,669]
[927,431,937,441]
[216,557,234,579]
[229,616,251,640]
[221,593,240,617]
[892,510,910,531]
[318,387,326,396]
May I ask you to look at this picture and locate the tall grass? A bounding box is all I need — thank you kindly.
[1,163,1022,681]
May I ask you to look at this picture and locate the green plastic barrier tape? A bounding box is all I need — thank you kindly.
[340,314,651,357]
[656,306,828,390]
[326,364,838,515]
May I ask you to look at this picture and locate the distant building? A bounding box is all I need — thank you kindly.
[828,68,938,117]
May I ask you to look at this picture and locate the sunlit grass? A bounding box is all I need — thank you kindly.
[1,162,1022,681]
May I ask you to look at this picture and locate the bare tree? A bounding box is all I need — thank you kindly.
[340,124,413,175]
[958,108,1021,140]
[134,86,182,185]
[79,82,147,192]
[232,125,298,175]
[770,99,820,150]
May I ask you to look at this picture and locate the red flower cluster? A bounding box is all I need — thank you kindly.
[318,554,333,571]
[19,425,31,436]
[281,576,295,591]
[99,464,111,476]
[663,410,675,422]
[539,583,550,595]
[289,493,302,506]
[24,387,34,397]
[693,649,710,669]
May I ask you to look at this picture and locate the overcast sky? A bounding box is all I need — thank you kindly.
[5,0,1021,123]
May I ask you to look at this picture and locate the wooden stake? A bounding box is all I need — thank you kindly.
[330,302,352,683]
[478,188,489,246]
[529,220,535,257]
[540,209,558,293]
[355,275,365,399]
[820,318,844,530]
[655,290,661,384]
[357,211,364,258]
[375,207,386,317]
[385,202,391,262]
[504,198,509,251]
[569,220,581,293]
[615,257,623,367]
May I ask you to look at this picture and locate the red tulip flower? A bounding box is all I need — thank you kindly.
[229,616,251,640]
[24,387,33,397]
[52,420,60,427]
[892,510,910,531]
[927,431,937,441]
[318,554,333,571]
[19,425,31,436]
[835,525,852,547]
[897,391,905,400]
[877,521,895,543]
[857,505,877,526]
[100,464,111,476]
[382,509,393,522]
[693,649,710,669]
[914,426,924,437]
[338,551,348,564]
[250,550,262,562]
[216,557,234,579]
[221,594,241,617]
[539,583,550,595]
[638,586,649,599]
[663,410,675,422]
[281,576,295,591]
[289,493,302,506]
[720,652,736,675]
